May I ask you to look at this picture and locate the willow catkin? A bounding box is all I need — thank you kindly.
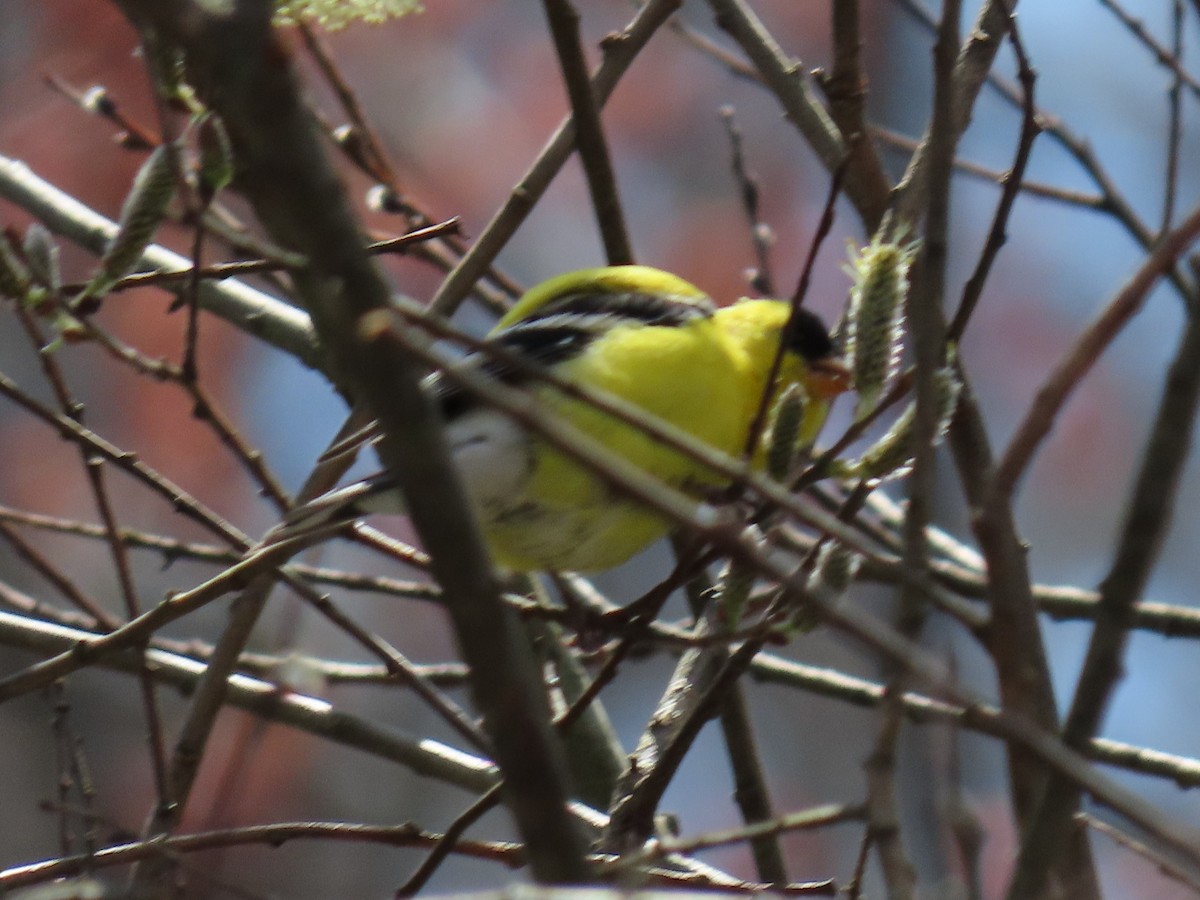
[844,233,917,421]
[843,360,962,482]
[82,144,176,301]
[0,233,30,301]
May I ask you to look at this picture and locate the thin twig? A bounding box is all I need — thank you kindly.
[1081,812,1200,896]
[844,822,873,900]
[1161,0,1184,233]
[297,23,521,305]
[0,154,320,365]
[679,558,788,884]
[892,0,1197,301]
[62,218,461,295]
[0,821,521,891]
[0,504,443,593]
[750,651,1200,788]
[13,306,172,805]
[704,0,889,229]
[541,0,633,265]
[604,634,767,849]
[993,202,1200,500]
[429,0,680,316]
[720,106,774,296]
[395,784,505,896]
[48,684,100,863]
[818,0,892,229]
[0,521,114,628]
[0,369,252,547]
[947,371,1063,827]
[938,702,985,900]
[1007,261,1200,900]
[948,10,1041,341]
[0,607,503,790]
[873,124,1102,209]
[43,73,159,150]
[863,0,962,887]
[77,316,294,512]
[622,802,864,868]
[891,0,1016,225]
[1096,0,1200,99]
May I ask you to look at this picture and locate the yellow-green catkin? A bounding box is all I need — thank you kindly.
[713,561,757,632]
[0,233,31,301]
[11,225,81,350]
[141,36,191,108]
[23,224,61,294]
[41,311,89,354]
[808,541,862,598]
[275,0,422,29]
[842,360,962,482]
[787,542,862,634]
[844,232,917,420]
[806,540,864,609]
[196,114,234,207]
[82,144,177,303]
[766,382,809,481]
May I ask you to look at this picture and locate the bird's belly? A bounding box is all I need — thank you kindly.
[483,496,669,572]
[446,409,671,572]
[446,409,535,515]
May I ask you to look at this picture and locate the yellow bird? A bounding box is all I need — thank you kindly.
[290,265,849,572]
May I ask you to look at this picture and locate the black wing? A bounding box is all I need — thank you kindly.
[432,289,714,418]
[318,289,714,461]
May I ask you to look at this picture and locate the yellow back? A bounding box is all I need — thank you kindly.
[495,265,710,330]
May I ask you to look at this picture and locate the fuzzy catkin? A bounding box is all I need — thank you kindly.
[845,362,961,482]
[196,114,234,206]
[84,144,177,300]
[276,0,423,29]
[0,234,30,300]
[714,562,757,631]
[766,382,809,481]
[808,541,862,599]
[23,224,61,293]
[844,234,915,420]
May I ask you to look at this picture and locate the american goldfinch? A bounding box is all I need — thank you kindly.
[290,265,849,571]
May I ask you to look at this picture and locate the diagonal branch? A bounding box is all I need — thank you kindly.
[1007,268,1200,900]
[0,154,319,366]
[993,202,1200,501]
[110,0,592,887]
[892,0,1017,225]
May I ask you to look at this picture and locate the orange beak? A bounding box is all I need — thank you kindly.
[807,357,853,400]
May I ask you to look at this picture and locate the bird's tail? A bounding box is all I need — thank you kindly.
[280,471,403,533]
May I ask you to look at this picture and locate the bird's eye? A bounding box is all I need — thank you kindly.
[787,308,836,361]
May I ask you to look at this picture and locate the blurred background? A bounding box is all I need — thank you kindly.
[1,1,1198,897]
